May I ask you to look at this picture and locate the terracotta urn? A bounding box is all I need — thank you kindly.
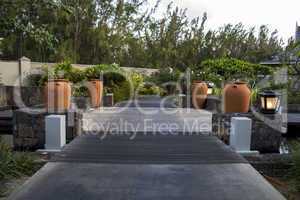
[87,79,103,108]
[192,81,208,109]
[223,81,251,113]
[45,79,71,112]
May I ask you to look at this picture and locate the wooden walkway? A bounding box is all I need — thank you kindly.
[9,97,286,200]
[52,134,247,164]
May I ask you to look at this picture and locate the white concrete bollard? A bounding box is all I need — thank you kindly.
[230,117,258,155]
[45,115,66,151]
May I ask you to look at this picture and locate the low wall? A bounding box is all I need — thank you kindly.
[13,109,82,150]
[31,62,159,76]
[212,113,284,153]
[202,95,284,153]
[0,86,44,108]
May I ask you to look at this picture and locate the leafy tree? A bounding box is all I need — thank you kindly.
[0,0,59,60]
[0,0,285,68]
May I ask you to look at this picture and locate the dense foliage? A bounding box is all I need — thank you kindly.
[195,58,273,86]
[0,0,284,69]
[0,137,39,197]
[27,62,152,102]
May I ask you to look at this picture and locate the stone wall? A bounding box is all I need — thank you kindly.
[0,86,44,108]
[13,109,82,150]
[203,95,285,153]
[212,112,284,153]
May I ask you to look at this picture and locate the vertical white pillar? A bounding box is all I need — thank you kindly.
[230,117,258,154]
[45,115,66,151]
[19,57,31,86]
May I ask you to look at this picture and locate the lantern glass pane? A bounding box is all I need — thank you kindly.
[207,88,213,95]
[266,97,278,110]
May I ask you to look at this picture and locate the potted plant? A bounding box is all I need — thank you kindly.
[199,58,272,113]
[72,85,90,110]
[223,80,251,113]
[85,66,104,108]
[44,62,72,112]
[191,80,208,109]
[191,71,209,109]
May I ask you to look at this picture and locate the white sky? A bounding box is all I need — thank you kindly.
[148,0,300,43]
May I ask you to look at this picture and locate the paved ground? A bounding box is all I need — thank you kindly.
[9,97,285,200]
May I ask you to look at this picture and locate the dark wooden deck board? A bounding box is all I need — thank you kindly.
[52,134,247,164]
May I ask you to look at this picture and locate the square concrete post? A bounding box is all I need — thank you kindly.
[45,115,66,151]
[230,117,258,155]
[19,57,31,86]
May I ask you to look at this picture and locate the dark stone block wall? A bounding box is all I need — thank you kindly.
[212,113,284,153]
[13,109,82,150]
[0,86,44,108]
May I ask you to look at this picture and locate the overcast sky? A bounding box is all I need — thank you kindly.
[148,0,300,42]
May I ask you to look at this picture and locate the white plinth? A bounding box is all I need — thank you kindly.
[45,115,66,151]
[230,117,257,154]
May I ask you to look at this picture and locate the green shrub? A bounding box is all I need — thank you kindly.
[112,81,132,103]
[289,142,300,192]
[138,85,163,96]
[13,152,36,176]
[197,58,273,87]
[148,68,181,84]
[39,61,86,85]
[0,137,36,181]
[72,85,90,97]
[68,68,86,83]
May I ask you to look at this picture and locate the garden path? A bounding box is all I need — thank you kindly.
[9,96,285,200]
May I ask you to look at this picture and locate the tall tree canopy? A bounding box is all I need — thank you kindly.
[0,0,284,69]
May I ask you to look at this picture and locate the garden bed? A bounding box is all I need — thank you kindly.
[0,138,48,198]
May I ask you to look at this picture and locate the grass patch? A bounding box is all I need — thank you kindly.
[0,137,41,197]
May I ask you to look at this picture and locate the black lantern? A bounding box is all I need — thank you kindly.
[259,91,281,114]
[207,82,214,95]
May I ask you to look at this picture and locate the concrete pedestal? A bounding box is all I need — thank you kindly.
[230,117,258,155]
[45,115,66,152]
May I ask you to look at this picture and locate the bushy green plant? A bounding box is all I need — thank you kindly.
[197,58,273,87]
[68,68,86,83]
[39,62,81,85]
[112,81,132,103]
[212,87,222,97]
[50,61,73,79]
[111,72,145,102]
[85,64,122,79]
[130,72,144,93]
[148,68,181,85]
[147,68,181,95]
[72,85,90,97]
[0,137,37,181]
[139,85,163,96]
[24,74,44,87]
[289,142,300,192]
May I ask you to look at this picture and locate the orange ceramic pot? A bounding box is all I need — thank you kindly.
[45,79,71,112]
[192,81,208,109]
[223,81,251,113]
[88,79,103,108]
